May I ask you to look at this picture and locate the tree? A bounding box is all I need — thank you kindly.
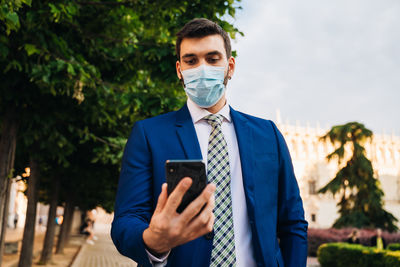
[0,108,18,267]
[318,122,398,231]
[1,0,243,265]
[18,158,39,267]
[38,175,60,264]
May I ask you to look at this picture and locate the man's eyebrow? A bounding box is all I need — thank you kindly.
[182,53,197,59]
[206,51,223,56]
[181,51,223,59]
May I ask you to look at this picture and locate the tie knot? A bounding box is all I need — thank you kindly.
[203,114,223,127]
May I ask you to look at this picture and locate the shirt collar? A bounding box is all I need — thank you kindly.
[187,97,232,124]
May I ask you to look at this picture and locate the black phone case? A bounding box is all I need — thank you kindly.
[165,161,207,213]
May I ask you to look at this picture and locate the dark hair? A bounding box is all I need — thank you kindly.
[176,18,232,60]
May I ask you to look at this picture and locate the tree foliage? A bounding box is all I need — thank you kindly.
[3,0,243,202]
[2,0,243,164]
[0,0,31,34]
[319,122,398,231]
[2,1,243,264]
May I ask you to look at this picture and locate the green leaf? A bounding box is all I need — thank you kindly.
[24,44,40,56]
[0,43,9,58]
[24,0,33,6]
[67,63,76,75]
[3,60,22,73]
[48,3,59,14]
[6,12,19,26]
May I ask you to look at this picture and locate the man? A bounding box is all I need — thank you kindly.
[111,18,308,267]
[370,228,386,249]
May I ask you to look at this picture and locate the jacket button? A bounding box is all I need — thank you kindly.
[205,231,214,240]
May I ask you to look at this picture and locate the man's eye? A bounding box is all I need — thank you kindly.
[207,58,219,63]
[185,59,196,65]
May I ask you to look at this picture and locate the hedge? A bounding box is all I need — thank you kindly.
[387,243,400,251]
[308,228,400,256]
[317,243,400,267]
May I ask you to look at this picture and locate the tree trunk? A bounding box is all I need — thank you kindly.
[65,204,74,243]
[55,197,74,254]
[38,176,60,264]
[0,110,18,265]
[18,159,39,267]
[0,178,12,266]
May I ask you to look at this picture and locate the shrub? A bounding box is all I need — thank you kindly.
[317,243,400,267]
[387,243,400,251]
[308,228,346,256]
[308,228,400,256]
[384,251,400,266]
[385,234,400,246]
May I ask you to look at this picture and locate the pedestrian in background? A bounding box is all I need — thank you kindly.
[346,229,360,244]
[13,213,18,229]
[371,228,386,249]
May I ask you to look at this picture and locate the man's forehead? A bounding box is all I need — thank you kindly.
[180,34,226,57]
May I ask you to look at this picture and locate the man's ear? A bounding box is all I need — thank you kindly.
[228,56,235,79]
[176,60,182,80]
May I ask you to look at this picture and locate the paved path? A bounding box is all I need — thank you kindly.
[71,223,320,267]
[307,257,320,267]
[2,227,45,267]
[4,227,24,242]
[71,224,137,267]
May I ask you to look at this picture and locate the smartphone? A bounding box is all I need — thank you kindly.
[165,160,207,213]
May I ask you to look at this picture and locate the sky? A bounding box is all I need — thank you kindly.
[226,0,400,135]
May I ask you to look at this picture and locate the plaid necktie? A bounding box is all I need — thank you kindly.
[204,114,236,267]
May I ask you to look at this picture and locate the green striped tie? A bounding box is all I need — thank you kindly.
[204,114,236,267]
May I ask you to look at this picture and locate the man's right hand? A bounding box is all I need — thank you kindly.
[143,177,216,255]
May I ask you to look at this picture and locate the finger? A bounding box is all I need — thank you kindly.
[154,183,168,213]
[187,193,215,230]
[188,211,215,241]
[205,212,215,234]
[194,192,215,225]
[164,177,192,214]
[180,183,215,223]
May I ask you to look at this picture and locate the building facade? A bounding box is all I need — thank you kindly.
[276,118,400,229]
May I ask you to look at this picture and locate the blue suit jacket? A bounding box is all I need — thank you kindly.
[111,104,308,267]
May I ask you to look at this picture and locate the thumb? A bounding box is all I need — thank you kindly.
[154,183,168,214]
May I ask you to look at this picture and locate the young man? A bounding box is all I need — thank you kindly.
[111,18,308,267]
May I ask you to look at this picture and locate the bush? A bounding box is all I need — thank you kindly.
[387,243,400,251]
[308,228,347,256]
[385,234,400,246]
[385,251,400,266]
[317,243,400,267]
[308,228,400,256]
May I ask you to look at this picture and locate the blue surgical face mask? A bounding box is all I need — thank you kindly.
[181,64,227,108]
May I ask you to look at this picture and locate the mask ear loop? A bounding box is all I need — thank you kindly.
[223,65,231,86]
[179,69,185,88]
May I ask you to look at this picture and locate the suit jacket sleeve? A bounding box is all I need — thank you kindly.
[111,121,153,266]
[271,121,308,267]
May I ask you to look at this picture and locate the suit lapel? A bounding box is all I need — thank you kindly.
[230,107,256,215]
[175,104,203,160]
[175,104,256,207]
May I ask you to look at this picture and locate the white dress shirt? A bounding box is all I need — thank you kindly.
[146,99,256,267]
[187,98,256,267]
